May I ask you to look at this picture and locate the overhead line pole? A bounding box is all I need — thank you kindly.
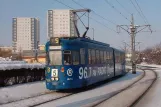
[117,14,152,74]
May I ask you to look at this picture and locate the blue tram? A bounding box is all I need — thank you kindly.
[45,37,126,90]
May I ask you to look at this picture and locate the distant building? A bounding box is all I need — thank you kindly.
[0,46,12,51]
[0,46,12,58]
[22,50,46,63]
[12,17,40,52]
[47,9,77,38]
[39,45,45,51]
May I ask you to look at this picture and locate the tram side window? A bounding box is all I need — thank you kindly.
[96,50,100,64]
[104,51,106,63]
[91,49,96,64]
[73,51,79,65]
[88,49,92,64]
[80,48,85,64]
[63,50,72,65]
[118,53,121,63]
[116,53,120,63]
[115,53,118,63]
[106,51,110,63]
[100,51,104,64]
[109,52,113,63]
[115,53,120,63]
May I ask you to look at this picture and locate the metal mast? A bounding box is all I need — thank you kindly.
[117,14,152,74]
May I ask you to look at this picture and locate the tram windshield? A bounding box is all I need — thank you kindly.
[63,50,72,65]
[49,51,62,65]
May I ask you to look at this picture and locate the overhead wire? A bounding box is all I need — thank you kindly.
[115,0,131,15]
[54,0,118,33]
[134,0,149,24]
[129,0,148,24]
[104,0,132,23]
[72,0,117,26]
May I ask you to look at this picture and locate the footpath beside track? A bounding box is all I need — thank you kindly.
[93,67,157,107]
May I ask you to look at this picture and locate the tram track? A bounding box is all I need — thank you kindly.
[130,69,157,107]
[91,66,157,107]
[0,91,73,107]
[1,68,143,107]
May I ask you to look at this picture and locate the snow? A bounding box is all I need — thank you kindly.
[0,81,48,104]
[95,69,156,107]
[0,63,45,71]
[0,70,143,107]
[40,71,143,107]
[0,81,70,107]
[0,58,45,70]
[139,63,161,68]
[134,65,161,107]
[0,61,26,64]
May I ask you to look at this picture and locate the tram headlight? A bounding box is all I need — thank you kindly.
[55,78,59,81]
[51,77,58,81]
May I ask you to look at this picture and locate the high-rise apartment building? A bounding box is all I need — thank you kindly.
[12,18,40,52]
[47,9,77,38]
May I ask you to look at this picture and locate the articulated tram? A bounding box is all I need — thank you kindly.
[45,37,126,90]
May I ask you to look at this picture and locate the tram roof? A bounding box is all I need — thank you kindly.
[60,37,110,47]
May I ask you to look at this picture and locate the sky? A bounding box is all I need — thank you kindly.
[0,0,161,51]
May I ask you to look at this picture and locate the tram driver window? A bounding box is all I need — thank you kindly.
[63,50,72,65]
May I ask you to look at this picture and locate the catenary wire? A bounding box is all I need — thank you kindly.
[134,0,149,24]
[104,0,132,23]
[115,0,131,15]
[72,0,117,26]
[129,0,147,24]
[54,0,118,33]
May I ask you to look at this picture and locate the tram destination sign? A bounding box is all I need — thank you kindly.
[50,37,60,46]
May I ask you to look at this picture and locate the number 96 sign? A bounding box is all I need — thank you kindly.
[79,67,88,79]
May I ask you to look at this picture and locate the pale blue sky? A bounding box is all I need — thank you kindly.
[0,0,161,50]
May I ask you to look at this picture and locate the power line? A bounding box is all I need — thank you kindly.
[129,0,147,24]
[71,0,117,26]
[115,0,131,15]
[134,0,149,24]
[54,0,117,33]
[54,0,74,9]
[104,0,132,23]
[88,16,118,33]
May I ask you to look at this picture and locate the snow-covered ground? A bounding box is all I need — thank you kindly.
[1,63,160,107]
[0,81,70,107]
[0,69,144,107]
[0,59,45,70]
[0,63,45,71]
[134,64,161,107]
[139,63,161,68]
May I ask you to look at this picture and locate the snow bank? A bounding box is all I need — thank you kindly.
[0,63,45,71]
[139,63,161,68]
